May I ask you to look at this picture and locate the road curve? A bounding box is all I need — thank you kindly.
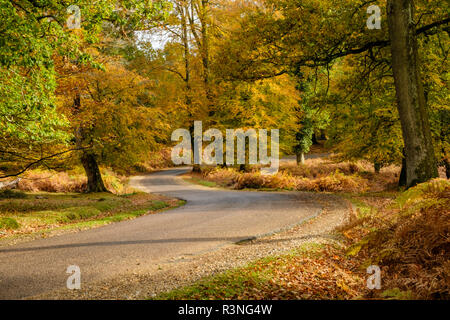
[0,168,323,299]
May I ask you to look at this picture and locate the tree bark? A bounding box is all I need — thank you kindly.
[312,133,319,145]
[199,0,212,106]
[399,149,408,187]
[189,123,202,173]
[387,0,438,188]
[178,1,191,104]
[175,2,201,173]
[81,152,108,193]
[444,156,450,179]
[190,0,215,122]
[72,95,108,193]
[320,129,327,141]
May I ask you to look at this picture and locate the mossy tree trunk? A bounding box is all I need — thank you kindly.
[387,0,438,188]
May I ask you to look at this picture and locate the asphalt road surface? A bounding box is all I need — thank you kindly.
[0,167,323,299]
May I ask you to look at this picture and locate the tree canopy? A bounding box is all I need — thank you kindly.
[1,0,448,189]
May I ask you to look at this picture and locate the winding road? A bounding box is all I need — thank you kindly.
[0,168,324,299]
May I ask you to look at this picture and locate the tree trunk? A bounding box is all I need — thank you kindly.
[374,162,381,174]
[399,149,408,187]
[81,152,108,193]
[190,0,215,122]
[312,133,319,145]
[239,164,251,173]
[320,129,327,141]
[72,94,107,193]
[177,2,200,173]
[296,153,305,165]
[179,2,191,105]
[444,156,450,179]
[200,0,212,114]
[188,122,202,173]
[387,0,438,188]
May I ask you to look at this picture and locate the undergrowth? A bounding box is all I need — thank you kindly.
[191,158,399,193]
[342,179,449,299]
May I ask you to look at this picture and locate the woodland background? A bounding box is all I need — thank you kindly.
[0,0,449,299]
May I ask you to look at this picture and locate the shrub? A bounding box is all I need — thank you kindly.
[205,168,240,187]
[296,171,369,193]
[202,167,369,193]
[236,173,266,189]
[282,159,366,179]
[101,169,131,194]
[262,173,297,190]
[18,170,86,193]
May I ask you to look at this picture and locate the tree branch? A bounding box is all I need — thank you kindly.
[0,147,88,179]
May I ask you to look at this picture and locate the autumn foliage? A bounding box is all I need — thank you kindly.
[342,179,450,299]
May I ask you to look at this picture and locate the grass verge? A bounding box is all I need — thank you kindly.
[0,190,185,242]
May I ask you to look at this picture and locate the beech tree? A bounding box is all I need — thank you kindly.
[0,0,171,187]
[216,0,448,187]
[57,55,170,192]
[387,0,439,186]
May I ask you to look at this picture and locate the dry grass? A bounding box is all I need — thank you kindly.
[15,168,132,194]
[294,172,369,193]
[283,159,364,177]
[17,171,86,193]
[282,158,400,192]
[195,158,399,193]
[203,167,240,187]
